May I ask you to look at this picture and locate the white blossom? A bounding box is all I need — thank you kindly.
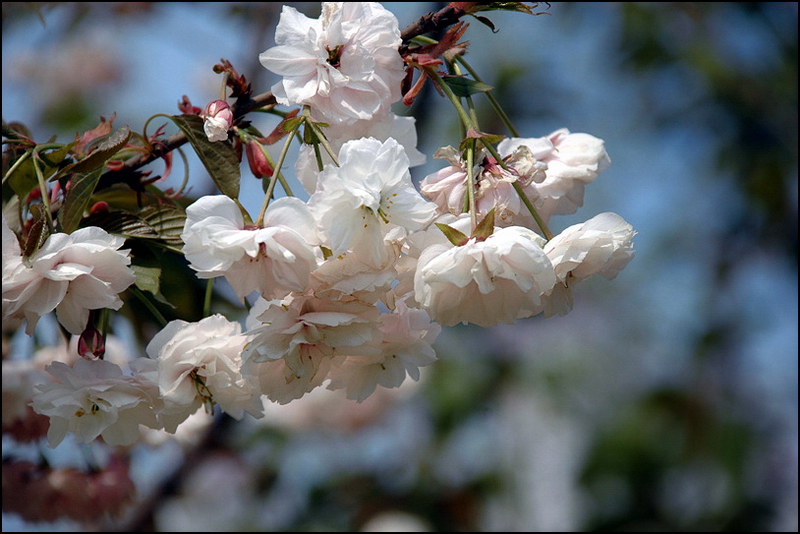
[295,112,426,194]
[545,212,636,284]
[414,222,557,327]
[259,2,404,125]
[497,128,611,224]
[182,195,320,301]
[327,299,440,402]
[145,315,263,428]
[420,145,546,227]
[30,359,160,447]
[2,221,136,335]
[308,137,436,267]
[242,293,382,404]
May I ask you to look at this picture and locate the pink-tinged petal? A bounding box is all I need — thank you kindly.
[259,45,318,76]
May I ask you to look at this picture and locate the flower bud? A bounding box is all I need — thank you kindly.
[202,100,234,142]
[246,140,274,179]
[78,324,105,360]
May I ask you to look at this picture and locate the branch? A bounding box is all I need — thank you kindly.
[401,3,467,44]
[96,91,276,191]
[97,3,471,192]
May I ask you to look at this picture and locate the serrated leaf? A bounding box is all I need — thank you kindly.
[138,206,186,246]
[131,264,174,308]
[80,210,160,239]
[441,75,494,98]
[38,144,75,176]
[56,126,131,177]
[435,222,470,247]
[59,168,103,234]
[170,114,240,199]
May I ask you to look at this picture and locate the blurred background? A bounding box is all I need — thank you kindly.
[2,2,797,531]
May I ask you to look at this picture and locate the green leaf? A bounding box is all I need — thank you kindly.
[471,14,498,33]
[7,152,38,201]
[441,75,494,98]
[138,205,187,247]
[56,126,131,178]
[282,117,303,132]
[80,209,160,239]
[435,222,470,247]
[170,114,240,199]
[459,129,506,152]
[59,167,103,234]
[131,264,174,308]
[472,208,496,240]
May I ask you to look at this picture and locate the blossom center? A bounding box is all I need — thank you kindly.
[325,45,343,69]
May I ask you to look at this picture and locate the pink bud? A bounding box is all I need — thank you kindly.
[78,325,105,360]
[89,201,109,214]
[202,100,234,142]
[246,140,274,179]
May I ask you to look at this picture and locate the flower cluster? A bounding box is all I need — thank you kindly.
[2,2,635,451]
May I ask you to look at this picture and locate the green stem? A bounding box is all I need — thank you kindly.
[142,113,173,152]
[303,107,339,167]
[465,140,477,228]
[203,278,214,317]
[256,127,297,226]
[170,146,191,197]
[456,56,520,137]
[313,142,325,172]
[2,149,31,185]
[513,182,553,241]
[253,140,293,198]
[426,67,477,134]
[427,67,553,240]
[97,308,110,339]
[130,286,168,327]
[31,154,55,233]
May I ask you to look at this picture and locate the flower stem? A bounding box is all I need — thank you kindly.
[426,67,553,239]
[31,153,55,233]
[256,127,297,226]
[255,140,293,198]
[465,140,477,228]
[203,278,214,317]
[130,286,168,327]
[456,56,520,137]
[1,149,32,185]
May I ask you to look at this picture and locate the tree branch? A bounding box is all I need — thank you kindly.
[400,3,466,44]
[96,91,277,192]
[97,3,470,192]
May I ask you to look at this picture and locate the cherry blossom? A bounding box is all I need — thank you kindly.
[413,219,557,327]
[259,2,404,125]
[182,195,321,301]
[145,315,263,428]
[295,112,426,193]
[327,299,440,402]
[242,293,382,403]
[420,145,547,227]
[545,212,636,284]
[30,359,160,447]
[2,219,136,335]
[308,136,437,267]
[497,128,611,225]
